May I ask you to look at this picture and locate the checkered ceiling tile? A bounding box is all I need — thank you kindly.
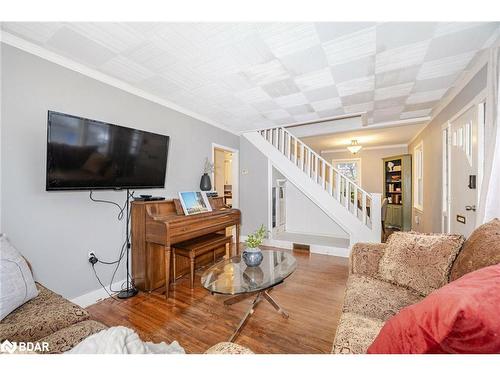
[2,22,499,132]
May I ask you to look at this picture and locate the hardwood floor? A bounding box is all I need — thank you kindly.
[87,245,349,354]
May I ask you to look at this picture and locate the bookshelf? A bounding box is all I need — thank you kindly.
[383,154,412,231]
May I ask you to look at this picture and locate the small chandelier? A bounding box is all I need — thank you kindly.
[347,140,362,154]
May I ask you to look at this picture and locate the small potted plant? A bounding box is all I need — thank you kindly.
[200,158,214,191]
[243,225,266,267]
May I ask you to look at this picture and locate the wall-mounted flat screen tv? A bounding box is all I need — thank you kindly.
[46,111,170,190]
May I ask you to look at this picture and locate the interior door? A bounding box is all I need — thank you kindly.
[449,105,479,237]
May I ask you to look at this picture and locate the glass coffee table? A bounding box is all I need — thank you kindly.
[201,250,297,342]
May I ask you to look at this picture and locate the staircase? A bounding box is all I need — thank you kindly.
[243,127,382,245]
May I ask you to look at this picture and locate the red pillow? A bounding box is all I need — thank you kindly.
[368,263,500,354]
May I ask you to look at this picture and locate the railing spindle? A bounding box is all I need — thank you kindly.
[362,192,367,224]
[293,138,297,165]
[300,144,305,171]
[315,156,319,183]
[329,167,333,195]
[306,151,310,177]
[345,179,350,208]
[288,135,291,160]
[321,161,326,190]
[280,128,285,154]
[354,186,358,216]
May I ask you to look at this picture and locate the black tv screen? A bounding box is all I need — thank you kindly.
[46,111,169,190]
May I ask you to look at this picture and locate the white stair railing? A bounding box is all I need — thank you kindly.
[258,126,374,230]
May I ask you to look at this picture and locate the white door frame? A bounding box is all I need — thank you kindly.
[211,143,239,209]
[276,179,287,234]
[441,90,486,233]
[442,125,451,233]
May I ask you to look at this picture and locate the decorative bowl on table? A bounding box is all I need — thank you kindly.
[242,247,264,267]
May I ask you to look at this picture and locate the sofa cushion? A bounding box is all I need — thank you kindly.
[0,234,39,321]
[41,320,107,354]
[0,283,89,342]
[332,312,385,354]
[342,275,423,321]
[368,263,500,354]
[379,231,464,296]
[350,242,387,278]
[450,218,500,281]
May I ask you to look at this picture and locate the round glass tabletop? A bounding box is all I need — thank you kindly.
[201,250,297,295]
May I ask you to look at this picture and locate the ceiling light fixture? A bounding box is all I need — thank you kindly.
[347,140,362,154]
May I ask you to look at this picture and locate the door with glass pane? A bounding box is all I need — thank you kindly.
[448,105,479,237]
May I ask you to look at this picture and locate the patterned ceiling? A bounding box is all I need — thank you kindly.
[2,22,499,133]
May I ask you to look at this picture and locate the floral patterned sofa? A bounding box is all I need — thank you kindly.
[0,281,252,354]
[331,219,500,354]
[0,283,107,353]
[0,257,252,355]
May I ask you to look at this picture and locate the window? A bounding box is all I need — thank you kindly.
[414,141,424,211]
[332,158,361,185]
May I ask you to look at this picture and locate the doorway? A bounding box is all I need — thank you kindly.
[443,102,485,237]
[276,179,287,234]
[212,143,239,209]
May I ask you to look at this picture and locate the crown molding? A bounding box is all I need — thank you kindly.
[0,31,239,136]
[321,143,408,154]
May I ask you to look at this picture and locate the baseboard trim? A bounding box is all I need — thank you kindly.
[240,235,350,258]
[70,279,126,308]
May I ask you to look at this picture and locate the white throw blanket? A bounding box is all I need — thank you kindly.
[68,326,185,354]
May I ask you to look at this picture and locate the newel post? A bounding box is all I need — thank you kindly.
[370,193,382,242]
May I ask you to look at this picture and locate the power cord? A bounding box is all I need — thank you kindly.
[89,190,129,221]
[91,263,118,302]
[88,190,136,298]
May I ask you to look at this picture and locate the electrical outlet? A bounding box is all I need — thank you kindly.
[88,251,98,265]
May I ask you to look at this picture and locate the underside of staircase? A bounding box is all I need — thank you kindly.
[243,127,382,247]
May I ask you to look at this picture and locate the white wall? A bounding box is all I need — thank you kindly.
[0,44,239,300]
[239,136,269,236]
[284,178,349,238]
[271,166,347,238]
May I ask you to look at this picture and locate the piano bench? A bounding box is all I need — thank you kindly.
[172,233,233,289]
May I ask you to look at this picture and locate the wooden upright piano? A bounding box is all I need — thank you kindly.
[131,198,241,298]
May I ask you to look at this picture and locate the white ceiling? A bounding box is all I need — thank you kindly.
[301,122,427,152]
[2,22,499,133]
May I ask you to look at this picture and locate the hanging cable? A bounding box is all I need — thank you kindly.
[89,190,128,220]
[88,190,135,296]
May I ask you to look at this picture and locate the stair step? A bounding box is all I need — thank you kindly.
[274,232,350,249]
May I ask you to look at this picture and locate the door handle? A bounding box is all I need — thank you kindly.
[465,205,476,211]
